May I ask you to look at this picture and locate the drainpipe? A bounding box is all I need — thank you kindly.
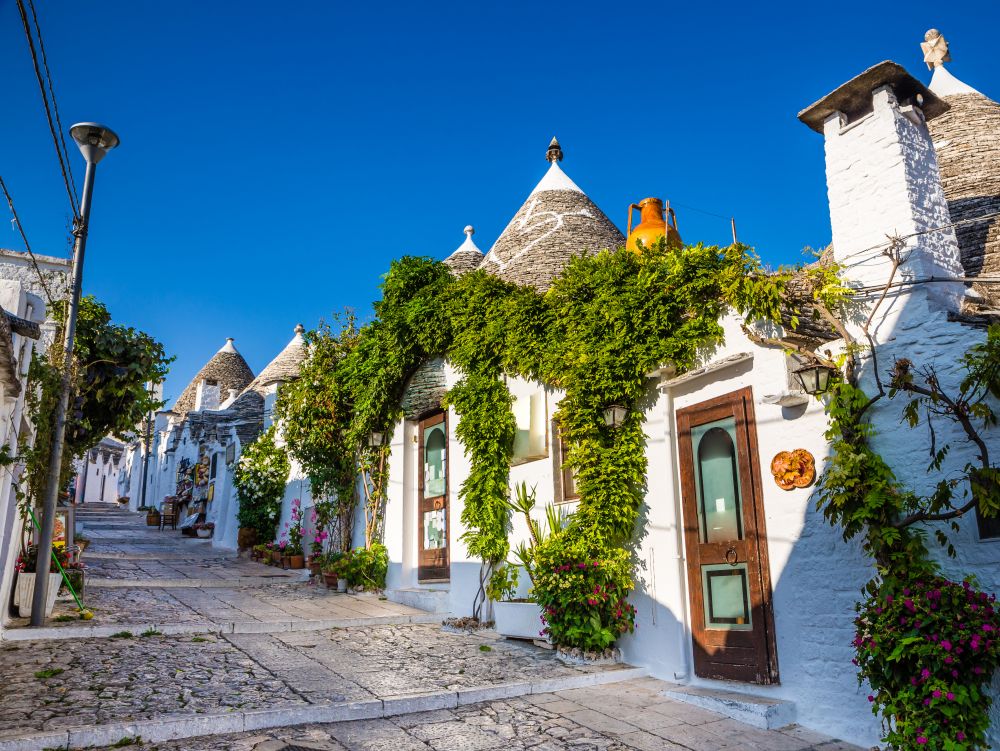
[658,375,693,682]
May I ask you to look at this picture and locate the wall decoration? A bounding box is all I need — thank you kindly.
[770,449,816,490]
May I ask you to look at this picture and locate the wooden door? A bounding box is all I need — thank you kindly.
[418,412,449,581]
[677,387,779,684]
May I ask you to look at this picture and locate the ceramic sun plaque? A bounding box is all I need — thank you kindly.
[770,448,816,490]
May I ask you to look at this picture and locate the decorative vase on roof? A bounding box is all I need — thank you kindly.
[626,197,682,253]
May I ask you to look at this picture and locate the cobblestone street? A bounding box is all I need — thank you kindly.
[0,506,866,750]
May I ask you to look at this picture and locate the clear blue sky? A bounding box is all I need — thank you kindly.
[1,1,997,406]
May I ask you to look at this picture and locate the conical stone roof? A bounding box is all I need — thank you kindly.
[241,324,308,396]
[927,64,1000,305]
[480,140,624,291]
[172,338,255,418]
[443,226,484,275]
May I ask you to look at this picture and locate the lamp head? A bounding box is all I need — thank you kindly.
[70,122,120,164]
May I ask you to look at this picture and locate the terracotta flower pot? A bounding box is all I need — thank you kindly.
[323,572,338,588]
[281,555,290,569]
[308,560,322,577]
[146,511,160,527]
[289,555,305,570]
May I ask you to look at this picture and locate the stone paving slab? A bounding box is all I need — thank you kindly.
[72,679,865,751]
[0,623,641,744]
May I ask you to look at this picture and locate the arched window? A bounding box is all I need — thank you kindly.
[696,423,743,543]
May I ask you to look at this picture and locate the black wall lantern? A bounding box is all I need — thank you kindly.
[793,363,837,396]
[603,404,628,429]
[368,431,384,447]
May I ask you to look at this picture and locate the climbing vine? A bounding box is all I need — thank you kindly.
[810,242,1000,749]
[278,240,788,624]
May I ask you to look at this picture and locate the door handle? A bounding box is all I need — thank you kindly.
[725,547,738,566]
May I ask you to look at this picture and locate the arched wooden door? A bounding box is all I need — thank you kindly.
[418,412,449,581]
[677,387,779,684]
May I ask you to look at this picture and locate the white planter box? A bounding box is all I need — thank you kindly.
[494,601,545,640]
[15,572,63,618]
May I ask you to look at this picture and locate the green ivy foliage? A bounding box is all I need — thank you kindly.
[278,241,785,576]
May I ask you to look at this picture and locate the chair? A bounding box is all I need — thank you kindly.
[159,498,178,530]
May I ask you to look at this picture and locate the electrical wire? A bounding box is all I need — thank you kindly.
[25,0,78,209]
[0,175,57,308]
[14,0,80,221]
[836,211,1000,267]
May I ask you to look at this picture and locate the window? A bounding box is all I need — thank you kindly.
[555,428,579,504]
[511,390,548,465]
[977,507,1000,541]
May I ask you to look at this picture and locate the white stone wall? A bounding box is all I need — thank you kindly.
[0,277,59,634]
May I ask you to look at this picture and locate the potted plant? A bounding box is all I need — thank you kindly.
[286,539,305,569]
[237,526,257,551]
[117,496,129,507]
[491,483,567,640]
[14,545,65,618]
[195,522,214,539]
[62,562,85,597]
[283,499,307,570]
[145,506,160,527]
[322,552,344,589]
[277,538,289,568]
[75,535,90,557]
[338,544,388,593]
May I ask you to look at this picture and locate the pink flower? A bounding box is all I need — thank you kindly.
[932,690,942,699]
[947,692,955,700]
[916,737,927,745]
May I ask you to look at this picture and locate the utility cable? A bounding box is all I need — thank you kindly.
[14,0,79,221]
[836,211,1000,267]
[25,0,79,209]
[0,175,57,308]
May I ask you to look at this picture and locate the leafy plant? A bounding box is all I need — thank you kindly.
[34,668,63,679]
[233,426,290,543]
[21,295,171,508]
[339,544,388,589]
[531,532,636,651]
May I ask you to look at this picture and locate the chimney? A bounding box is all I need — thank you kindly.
[799,61,964,314]
[194,379,220,412]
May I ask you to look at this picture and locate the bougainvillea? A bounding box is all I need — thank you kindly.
[855,576,1000,750]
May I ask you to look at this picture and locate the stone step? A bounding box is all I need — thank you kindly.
[662,684,795,730]
[385,587,451,614]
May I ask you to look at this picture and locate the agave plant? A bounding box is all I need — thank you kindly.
[505,482,569,588]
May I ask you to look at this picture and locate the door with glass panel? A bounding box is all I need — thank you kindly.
[418,412,449,581]
[677,387,778,684]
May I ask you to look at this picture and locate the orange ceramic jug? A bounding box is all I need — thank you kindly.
[626,197,682,252]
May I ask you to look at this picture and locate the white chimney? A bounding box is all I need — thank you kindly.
[799,62,964,318]
[194,379,220,412]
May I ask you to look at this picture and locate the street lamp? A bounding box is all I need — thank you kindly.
[30,122,119,626]
[368,431,384,447]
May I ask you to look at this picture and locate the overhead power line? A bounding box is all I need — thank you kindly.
[25,0,78,209]
[838,211,1000,267]
[0,175,57,308]
[14,0,80,221]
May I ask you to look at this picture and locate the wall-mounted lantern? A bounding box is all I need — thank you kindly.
[368,431,384,447]
[792,363,837,396]
[602,405,628,429]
